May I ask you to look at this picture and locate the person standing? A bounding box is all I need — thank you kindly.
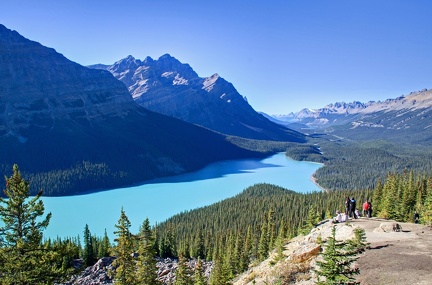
[414,211,420,223]
[349,197,357,219]
[363,200,370,218]
[345,197,350,215]
[367,200,373,218]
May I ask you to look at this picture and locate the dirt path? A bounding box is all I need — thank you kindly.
[349,218,432,285]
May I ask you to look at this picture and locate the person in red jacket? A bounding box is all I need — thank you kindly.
[363,200,370,218]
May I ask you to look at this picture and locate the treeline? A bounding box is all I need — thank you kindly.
[26,161,124,196]
[372,170,432,223]
[153,184,372,280]
[226,136,298,153]
[2,135,291,197]
[286,139,432,191]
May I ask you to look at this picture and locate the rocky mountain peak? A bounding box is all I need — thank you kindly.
[158,53,176,61]
[202,73,221,92]
[154,54,198,80]
[142,56,154,65]
[109,55,142,73]
[90,55,305,141]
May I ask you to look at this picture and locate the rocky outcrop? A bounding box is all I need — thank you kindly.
[63,257,212,285]
[65,257,115,285]
[232,220,359,285]
[233,218,431,285]
[90,55,305,142]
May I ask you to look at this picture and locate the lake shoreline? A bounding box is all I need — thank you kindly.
[43,152,324,198]
[310,175,328,193]
[41,153,323,240]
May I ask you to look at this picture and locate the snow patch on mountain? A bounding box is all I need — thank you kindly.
[202,73,220,92]
[173,74,188,85]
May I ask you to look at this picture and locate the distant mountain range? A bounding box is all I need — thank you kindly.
[0,24,268,196]
[89,55,304,142]
[268,89,432,144]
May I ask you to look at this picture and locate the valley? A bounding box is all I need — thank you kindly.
[270,89,432,145]
[0,20,431,285]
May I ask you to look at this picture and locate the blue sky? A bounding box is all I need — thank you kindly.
[1,0,431,114]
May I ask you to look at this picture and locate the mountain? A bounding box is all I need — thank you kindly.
[0,24,266,196]
[270,89,432,145]
[89,55,305,142]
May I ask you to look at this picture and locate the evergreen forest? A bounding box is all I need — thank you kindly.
[1,162,431,284]
[286,139,432,191]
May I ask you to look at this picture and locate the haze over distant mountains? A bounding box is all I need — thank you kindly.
[89,55,304,142]
[0,24,267,196]
[268,89,432,145]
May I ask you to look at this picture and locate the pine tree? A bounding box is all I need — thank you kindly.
[239,225,252,271]
[379,173,398,219]
[257,212,269,260]
[193,257,207,285]
[83,224,96,267]
[110,208,136,285]
[267,207,276,250]
[273,219,286,262]
[347,227,369,254]
[315,226,360,285]
[136,218,161,285]
[300,207,320,235]
[325,206,333,220]
[402,170,416,220]
[209,255,231,285]
[372,179,383,213]
[98,229,111,258]
[421,178,432,226]
[233,231,244,273]
[159,225,177,258]
[0,164,65,284]
[193,229,206,259]
[175,253,193,285]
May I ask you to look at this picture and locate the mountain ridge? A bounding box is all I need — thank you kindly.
[268,89,432,144]
[89,55,305,142]
[0,24,266,196]
[273,88,431,122]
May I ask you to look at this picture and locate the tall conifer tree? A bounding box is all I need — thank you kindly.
[136,218,161,285]
[258,212,269,260]
[98,229,111,258]
[174,253,193,285]
[110,208,136,285]
[0,164,65,284]
[193,257,207,285]
[83,224,95,267]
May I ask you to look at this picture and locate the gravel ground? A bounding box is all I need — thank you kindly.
[350,218,432,285]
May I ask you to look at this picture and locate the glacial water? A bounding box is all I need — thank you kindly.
[41,153,322,240]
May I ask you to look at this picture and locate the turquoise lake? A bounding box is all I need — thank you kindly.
[41,153,322,240]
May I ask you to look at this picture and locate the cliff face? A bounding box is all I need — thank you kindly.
[0,24,136,136]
